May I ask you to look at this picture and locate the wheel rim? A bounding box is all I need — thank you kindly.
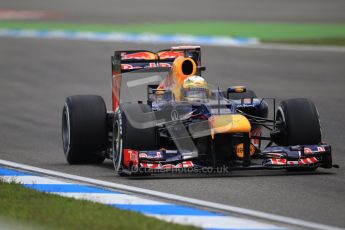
[62,104,70,154]
[112,120,122,172]
[275,107,287,146]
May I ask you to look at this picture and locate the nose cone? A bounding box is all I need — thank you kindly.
[208,114,251,138]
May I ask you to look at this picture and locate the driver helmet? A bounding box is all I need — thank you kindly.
[181,75,209,102]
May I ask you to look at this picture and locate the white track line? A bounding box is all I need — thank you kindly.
[51,192,167,205]
[0,164,282,230]
[1,175,69,184]
[149,215,283,229]
[2,174,167,206]
[0,159,343,230]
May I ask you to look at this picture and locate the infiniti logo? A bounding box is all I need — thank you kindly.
[171,109,179,121]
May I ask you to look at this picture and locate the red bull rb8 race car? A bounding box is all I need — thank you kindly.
[62,46,337,176]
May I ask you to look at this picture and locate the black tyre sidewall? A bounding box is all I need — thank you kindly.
[113,109,124,174]
[113,104,157,176]
[279,98,321,146]
[62,95,107,164]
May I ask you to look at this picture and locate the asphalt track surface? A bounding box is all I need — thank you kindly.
[0,0,345,228]
[2,0,345,24]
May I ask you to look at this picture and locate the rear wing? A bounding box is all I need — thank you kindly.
[111,46,204,110]
[111,46,203,76]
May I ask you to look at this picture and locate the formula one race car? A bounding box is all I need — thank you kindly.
[62,46,336,176]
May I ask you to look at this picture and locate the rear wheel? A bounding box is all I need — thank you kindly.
[62,95,107,164]
[274,98,321,171]
[113,104,157,176]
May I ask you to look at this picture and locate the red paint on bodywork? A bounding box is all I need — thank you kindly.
[123,149,139,167]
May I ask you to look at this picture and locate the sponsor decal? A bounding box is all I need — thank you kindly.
[123,149,138,167]
[158,62,172,67]
[140,161,194,169]
[271,158,287,165]
[300,157,318,164]
[138,152,148,158]
[120,64,142,70]
[317,147,326,152]
[139,151,164,160]
[236,143,256,158]
[148,63,157,68]
[171,109,179,121]
[304,148,313,154]
[120,62,171,70]
[121,52,157,60]
[158,51,184,60]
[268,157,318,166]
[129,150,138,161]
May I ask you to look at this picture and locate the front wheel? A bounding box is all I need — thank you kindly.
[112,104,157,176]
[275,98,321,146]
[274,98,321,172]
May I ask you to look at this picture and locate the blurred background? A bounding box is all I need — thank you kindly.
[1,0,345,44]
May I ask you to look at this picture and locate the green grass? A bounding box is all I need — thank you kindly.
[265,37,345,46]
[0,181,198,230]
[1,21,345,46]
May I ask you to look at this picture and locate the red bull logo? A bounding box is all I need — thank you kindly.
[158,62,172,67]
[304,148,313,154]
[158,51,184,60]
[120,64,142,70]
[121,52,157,60]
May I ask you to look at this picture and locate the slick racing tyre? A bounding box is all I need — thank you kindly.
[275,98,321,146]
[227,90,257,100]
[275,98,321,171]
[62,95,107,164]
[113,103,157,176]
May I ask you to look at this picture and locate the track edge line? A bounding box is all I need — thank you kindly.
[0,159,343,230]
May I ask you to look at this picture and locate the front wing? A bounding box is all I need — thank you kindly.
[120,144,333,175]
